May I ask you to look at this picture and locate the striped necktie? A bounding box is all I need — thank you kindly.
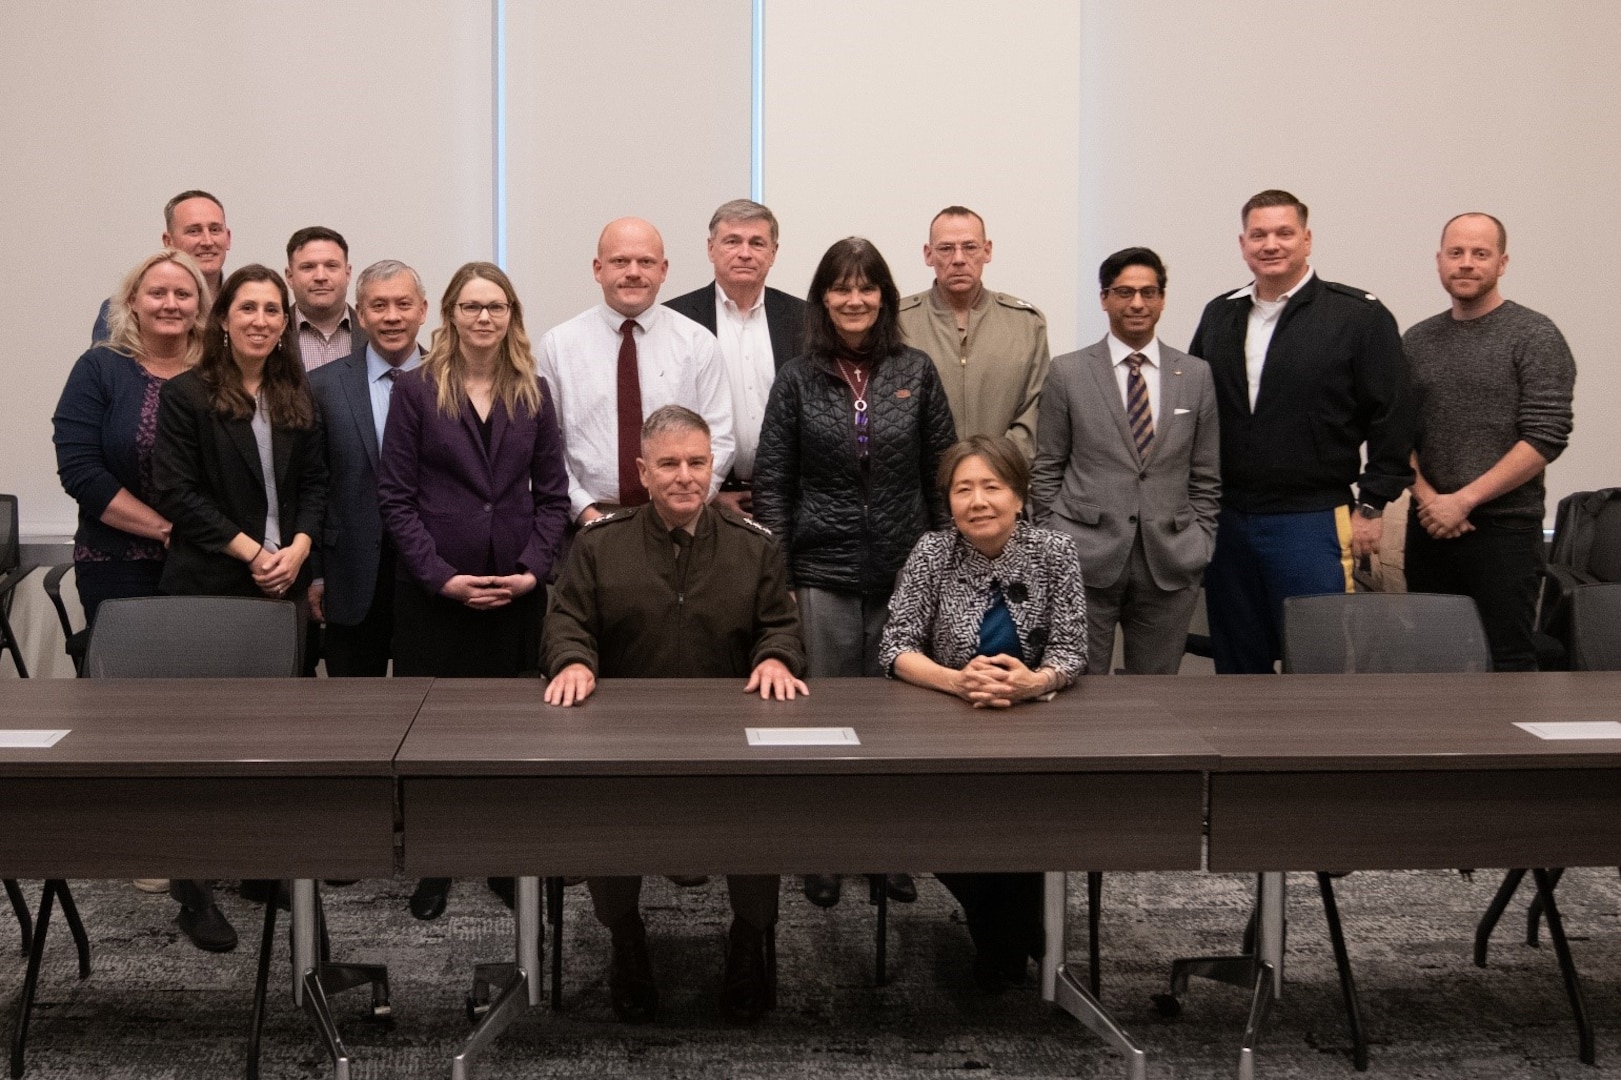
[1126,352,1153,458]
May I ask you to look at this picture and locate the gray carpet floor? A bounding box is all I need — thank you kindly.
[4,868,1619,1078]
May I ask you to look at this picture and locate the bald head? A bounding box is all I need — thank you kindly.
[594,217,669,317]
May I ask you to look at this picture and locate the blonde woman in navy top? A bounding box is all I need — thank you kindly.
[53,250,209,622]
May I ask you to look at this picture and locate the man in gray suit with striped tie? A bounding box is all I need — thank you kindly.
[1030,247,1220,675]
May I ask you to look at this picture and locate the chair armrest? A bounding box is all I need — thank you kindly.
[42,562,78,642]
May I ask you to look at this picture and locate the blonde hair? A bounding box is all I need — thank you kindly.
[422,261,542,419]
[101,249,210,366]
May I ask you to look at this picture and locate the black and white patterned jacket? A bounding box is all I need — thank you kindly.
[878,521,1087,681]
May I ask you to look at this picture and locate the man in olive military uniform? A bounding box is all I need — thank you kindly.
[898,205,1051,458]
[542,403,807,1026]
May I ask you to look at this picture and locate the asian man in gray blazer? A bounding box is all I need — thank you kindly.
[307,260,428,676]
[1031,247,1219,675]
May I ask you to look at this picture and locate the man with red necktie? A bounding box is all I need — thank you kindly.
[538,217,735,527]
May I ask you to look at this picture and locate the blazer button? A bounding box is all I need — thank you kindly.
[483,503,493,512]
[1128,515,1137,523]
[1139,472,1147,481]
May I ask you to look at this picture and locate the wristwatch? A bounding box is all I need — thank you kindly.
[1354,502,1383,520]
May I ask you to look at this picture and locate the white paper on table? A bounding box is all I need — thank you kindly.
[746,727,860,747]
[1514,721,1621,741]
[0,729,71,748]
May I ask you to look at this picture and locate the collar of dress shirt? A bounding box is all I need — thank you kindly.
[366,342,421,383]
[597,301,663,335]
[1106,334,1162,369]
[715,280,764,318]
[297,306,352,334]
[1227,266,1315,303]
[927,280,992,317]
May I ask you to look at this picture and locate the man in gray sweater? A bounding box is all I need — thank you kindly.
[1404,213,1575,669]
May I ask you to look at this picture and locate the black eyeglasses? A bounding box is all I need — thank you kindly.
[1104,286,1163,301]
[457,301,511,317]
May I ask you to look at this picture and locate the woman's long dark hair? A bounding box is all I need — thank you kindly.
[198,265,313,429]
[802,236,904,361]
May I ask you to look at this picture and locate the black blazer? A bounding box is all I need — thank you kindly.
[308,344,422,624]
[664,283,807,375]
[153,369,328,597]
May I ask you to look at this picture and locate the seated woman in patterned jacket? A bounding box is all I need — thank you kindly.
[878,433,1087,990]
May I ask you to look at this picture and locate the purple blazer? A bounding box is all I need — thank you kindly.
[378,368,570,595]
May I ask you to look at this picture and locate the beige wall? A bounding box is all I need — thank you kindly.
[504,2,752,336]
[762,0,1084,349]
[0,0,493,538]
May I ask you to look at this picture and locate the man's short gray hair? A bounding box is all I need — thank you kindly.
[641,404,710,447]
[707,199,779,245]
[356,259,426,303]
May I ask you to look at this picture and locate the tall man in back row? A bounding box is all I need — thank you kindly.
[899,206,1050,457]
[542,404,806,1025]
[1404,213,1575,670]
[93,189,232,342]
[1192,189,1412,673]
[540,217,735,525]
[665,199,806,516]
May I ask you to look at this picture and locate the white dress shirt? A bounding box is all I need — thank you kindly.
[710,283,775,480]
[1106,333,1161,428]
[1227,268,1314,411]
[366,343,423,451]
[539,302,735,519]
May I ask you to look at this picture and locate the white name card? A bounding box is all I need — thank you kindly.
[1515,721,1621,741]
[746,727,860,747]
[0,729,70,749]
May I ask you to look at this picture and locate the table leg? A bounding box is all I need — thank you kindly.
[9,879,56,1080]
[1040,872,1147,1080]
[1532,868,1594,1066]
[292,880,353,1078]
[453,876,541,1080]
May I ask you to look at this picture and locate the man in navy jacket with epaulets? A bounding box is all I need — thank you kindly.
[1189,189,1412,673]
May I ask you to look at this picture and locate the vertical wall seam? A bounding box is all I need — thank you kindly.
[493,0,508,266]
[751,0,764,201]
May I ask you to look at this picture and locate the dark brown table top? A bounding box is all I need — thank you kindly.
[1141,672,1621,771]
[0,677,432,777]
[394,677,1218,776]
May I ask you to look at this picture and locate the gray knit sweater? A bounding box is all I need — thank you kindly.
[1403,300,1575,524]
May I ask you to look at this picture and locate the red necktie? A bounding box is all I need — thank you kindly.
[617,319,649,506]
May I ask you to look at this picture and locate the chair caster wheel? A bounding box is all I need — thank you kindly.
[1151,993,1182,1018]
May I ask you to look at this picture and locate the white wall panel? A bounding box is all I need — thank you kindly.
[504,2,753,337]
[0,0,492,535]
[762,1,1084,352]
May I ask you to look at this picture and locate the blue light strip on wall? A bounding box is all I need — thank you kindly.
[751,0,764,201]
[492,0,508,267]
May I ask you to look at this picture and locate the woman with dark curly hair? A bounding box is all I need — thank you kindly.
[753,236,956,911]
[151,264,327,953]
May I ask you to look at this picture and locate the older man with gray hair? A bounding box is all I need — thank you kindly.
[665,199,807,515]
[543,403,806,1025]
[308,259,429,676]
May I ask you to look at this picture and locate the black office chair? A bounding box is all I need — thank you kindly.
[1157,592,1493,1072]
[1474,581,1621,1051]
[1533,488,1621,669]
[0,494,32,677]
[41,564,89,676]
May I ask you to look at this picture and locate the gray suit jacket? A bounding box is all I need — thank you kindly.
[308,342,420,625]
[1030,337,1220,591]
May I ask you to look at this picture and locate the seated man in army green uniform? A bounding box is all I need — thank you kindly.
[542,403,808,1025]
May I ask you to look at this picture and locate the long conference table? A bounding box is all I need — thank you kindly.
[4,672,1621,1080]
